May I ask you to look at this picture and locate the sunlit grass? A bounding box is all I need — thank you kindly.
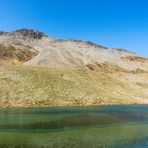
[0,65,144,107]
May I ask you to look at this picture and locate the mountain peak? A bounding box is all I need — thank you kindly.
[14,29,47,39]
[0,31,5,36]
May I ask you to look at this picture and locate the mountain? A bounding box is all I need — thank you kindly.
[0,29,148,107]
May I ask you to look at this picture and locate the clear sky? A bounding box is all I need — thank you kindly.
[0,0,148,57]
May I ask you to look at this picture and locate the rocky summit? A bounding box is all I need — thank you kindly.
[0,29,148,107]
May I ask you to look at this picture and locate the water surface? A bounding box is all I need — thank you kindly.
[0,105,148,147]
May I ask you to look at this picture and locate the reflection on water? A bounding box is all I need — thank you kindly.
[0,105,148,147]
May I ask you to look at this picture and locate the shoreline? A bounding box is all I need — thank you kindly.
[0,103,148,109]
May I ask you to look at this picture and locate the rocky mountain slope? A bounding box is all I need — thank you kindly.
[0,29,148,107]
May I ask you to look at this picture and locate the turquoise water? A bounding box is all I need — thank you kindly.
[0,105,148,147]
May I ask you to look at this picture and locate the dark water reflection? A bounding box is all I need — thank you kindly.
[0,105,148,131]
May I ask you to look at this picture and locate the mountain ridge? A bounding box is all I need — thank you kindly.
[0,29,148,107]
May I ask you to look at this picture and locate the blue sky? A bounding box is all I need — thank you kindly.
[0,0,148,56]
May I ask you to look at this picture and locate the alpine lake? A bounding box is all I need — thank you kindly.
[0,105,148,148]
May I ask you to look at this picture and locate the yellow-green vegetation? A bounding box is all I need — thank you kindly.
[0,65,147,107]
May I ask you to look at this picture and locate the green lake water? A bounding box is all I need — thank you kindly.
[0,105,148,148]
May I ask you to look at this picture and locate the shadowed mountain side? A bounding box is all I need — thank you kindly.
[0,43,37,64]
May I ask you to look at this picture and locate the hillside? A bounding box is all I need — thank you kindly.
[0,29,148,107]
